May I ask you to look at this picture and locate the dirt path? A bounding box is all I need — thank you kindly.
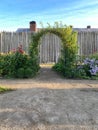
[1,65,98,89]
[0,65,98,130]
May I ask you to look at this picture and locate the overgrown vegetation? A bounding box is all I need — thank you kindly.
[30,22,78,78]
[0,45,39,78]
[72,54,98,79]
[0,22,98,79]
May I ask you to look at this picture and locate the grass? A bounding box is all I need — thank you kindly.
[40,63,55,68]
[0,86,14,94]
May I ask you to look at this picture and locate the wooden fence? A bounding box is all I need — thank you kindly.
[39,33,61,63]
[77,31,98,56]
[0,31,98,63]
[0,32,33,53]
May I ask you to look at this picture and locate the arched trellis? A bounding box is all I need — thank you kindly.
[29,28,63,58]
[29,27,78,77]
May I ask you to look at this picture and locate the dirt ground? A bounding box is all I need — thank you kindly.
[0,65,98,130]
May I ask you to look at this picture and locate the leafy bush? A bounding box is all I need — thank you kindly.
[83,58,98,76]
[0,54,11,76]
[72,57,98,79]
[51,25,78,78]
[16,68,24,78]
[24,68,33,78]
[0,45,39,78]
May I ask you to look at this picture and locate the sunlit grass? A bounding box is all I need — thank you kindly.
[40,63,55,68]
[0,86,14,93]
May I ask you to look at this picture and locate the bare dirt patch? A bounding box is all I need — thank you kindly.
[0,65,98,130]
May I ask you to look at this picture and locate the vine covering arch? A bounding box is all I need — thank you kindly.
[29,25,78,78]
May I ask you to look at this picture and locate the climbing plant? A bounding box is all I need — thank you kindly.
[29,22,78,78]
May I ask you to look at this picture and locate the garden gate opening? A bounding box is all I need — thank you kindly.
[39,33,61,64]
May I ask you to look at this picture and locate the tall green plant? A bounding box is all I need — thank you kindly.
[51,24,78,78]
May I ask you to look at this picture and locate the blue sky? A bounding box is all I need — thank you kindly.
[0,0,98,31]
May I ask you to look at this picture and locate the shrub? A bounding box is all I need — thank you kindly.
[83,58,98,76]
[16,68,24,78]
[0,45,39,78]
[52,26,78,78]
[24,68,33,78]
[73,57,98,79]
[0,54,12,76]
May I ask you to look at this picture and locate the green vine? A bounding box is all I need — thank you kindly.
[29,23,78,78]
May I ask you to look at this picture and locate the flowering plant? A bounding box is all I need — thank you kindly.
[77,58,98,77]
[0,44,39,78]
[10,45,25,54]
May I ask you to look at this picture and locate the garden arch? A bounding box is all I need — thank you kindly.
[29,28,64,61]
[29,27,77,77]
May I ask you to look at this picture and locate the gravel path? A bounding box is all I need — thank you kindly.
[0,65,98,130]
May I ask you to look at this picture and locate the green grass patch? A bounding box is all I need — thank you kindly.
[0,86,14,94]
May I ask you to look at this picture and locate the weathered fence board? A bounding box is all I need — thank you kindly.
[77,31,98,56]
[0,32,32,53]
[0,31,98,63]
[39,33,61,63]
